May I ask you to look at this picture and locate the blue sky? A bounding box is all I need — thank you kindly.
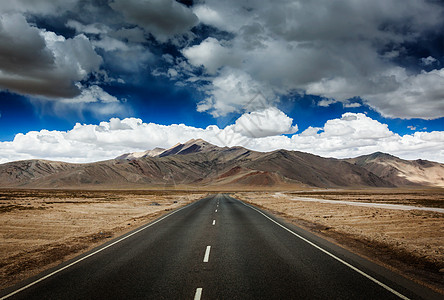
[0,0,443,163]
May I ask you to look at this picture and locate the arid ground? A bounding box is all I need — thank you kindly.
[234,188,444,294]
[1,188,443,294]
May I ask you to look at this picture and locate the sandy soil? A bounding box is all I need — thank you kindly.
[234,189,444,294]
[0,189,206,289]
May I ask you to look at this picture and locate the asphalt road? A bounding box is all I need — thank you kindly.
[1,194,441,300]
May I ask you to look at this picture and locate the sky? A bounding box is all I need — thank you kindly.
[0,0,443,163]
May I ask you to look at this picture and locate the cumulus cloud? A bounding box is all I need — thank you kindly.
[196,68,278,117]
[229,107,298,138]
[1,111,443,164]
[109,0,198,42]
[192,5,225,30]
[2,0,443,122]
[179,0,444,119]
[365,69,444,119]
[67,18,154,74]
[182,37,240,74]
[0,14,102,99]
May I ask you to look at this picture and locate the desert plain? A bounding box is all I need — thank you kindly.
[0,188,443,294]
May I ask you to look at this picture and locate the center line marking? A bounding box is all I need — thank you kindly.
[194,288,202,300]
[203,246,211,262]
[212,220,216,225]
[215,209,218,212]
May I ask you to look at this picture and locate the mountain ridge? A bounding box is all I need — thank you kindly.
[0,139,442,189]
[346,152,444,187]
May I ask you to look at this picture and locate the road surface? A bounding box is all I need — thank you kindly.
[1,194,441,299]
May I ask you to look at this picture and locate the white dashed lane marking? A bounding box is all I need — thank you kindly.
[203,246,211,263]
[194,288,202,300]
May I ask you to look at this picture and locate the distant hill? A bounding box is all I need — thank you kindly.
[0,140,442,189]
[346,152,444,187]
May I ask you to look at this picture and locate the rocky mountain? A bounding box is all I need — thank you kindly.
[158,139,221,157]
[0,140,442,189]
[114,139,217,160]
[346,152,444,187]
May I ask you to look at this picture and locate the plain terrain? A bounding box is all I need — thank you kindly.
[1,188,443,295]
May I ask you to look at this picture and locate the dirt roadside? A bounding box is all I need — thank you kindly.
[233,189,444,295]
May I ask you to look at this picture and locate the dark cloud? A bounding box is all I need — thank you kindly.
[111,27,147,43]
[0,0,78,15]
[1,0,443,121]
[0,14,102,98]
[109,0,198,42]
[0,14,54,73]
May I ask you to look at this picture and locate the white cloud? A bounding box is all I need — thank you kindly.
[196,68,278,117]
[182,38,240,74]
[300,127,322,137]
[365,68,444,119]
[344,102,361,108]
[1,111,443,164]
[61,85,119,104]
[290,114,444,162]
[228,107,297,138]
[46,85,129,119]
[317,99,337,107]
[179,0,444,119]
[192,5,225,29]
[66,18,153,74]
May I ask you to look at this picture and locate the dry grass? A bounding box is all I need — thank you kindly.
[234,188,444,294]
[0,189,206,289]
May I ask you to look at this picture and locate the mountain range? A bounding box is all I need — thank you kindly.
[0,139,443,189]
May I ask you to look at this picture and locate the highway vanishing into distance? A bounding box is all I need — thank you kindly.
[1,194,441,300]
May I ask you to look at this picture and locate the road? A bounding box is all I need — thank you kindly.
[1,194,441,299]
